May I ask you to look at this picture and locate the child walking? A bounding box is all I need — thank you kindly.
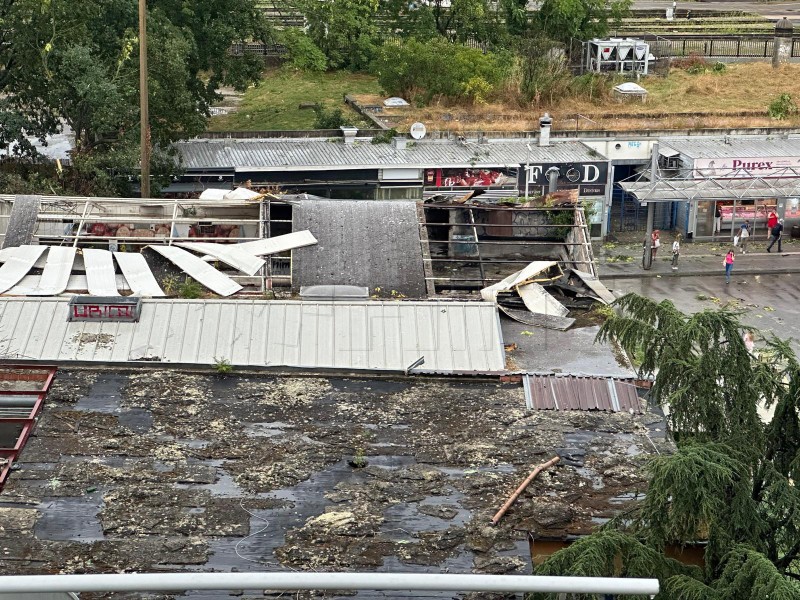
[724,249,735,284]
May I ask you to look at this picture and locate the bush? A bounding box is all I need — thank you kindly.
[516,35,571,105]
[312,104,352,129]
[280,30,327,72]
[372,37,511,104]
[178,277,203,299]
[768,93,798,120]
[672,54,711,73]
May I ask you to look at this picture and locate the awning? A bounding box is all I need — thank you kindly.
[620,176,800,202]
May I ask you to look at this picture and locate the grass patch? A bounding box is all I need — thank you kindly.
[208,69,382,131]
[359,62,800,133]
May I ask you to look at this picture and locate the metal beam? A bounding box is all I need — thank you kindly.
[0,573,660,596]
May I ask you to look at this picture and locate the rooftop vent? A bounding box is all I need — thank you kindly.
[340,126,358,145]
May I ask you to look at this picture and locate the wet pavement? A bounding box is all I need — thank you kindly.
[604,273,800,349]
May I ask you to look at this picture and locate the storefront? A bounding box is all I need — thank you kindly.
[620,177,800,242]
[654,137,800,240]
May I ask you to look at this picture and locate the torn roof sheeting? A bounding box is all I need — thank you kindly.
[0,298,505,373]
[148,245,242,297]
[480,261,563,302]
[525,374,642,413]
[292,200,426,298]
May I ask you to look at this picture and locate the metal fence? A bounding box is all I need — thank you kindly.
[644,35,800,60]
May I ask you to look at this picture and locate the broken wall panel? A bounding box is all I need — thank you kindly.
[292,200,426,298]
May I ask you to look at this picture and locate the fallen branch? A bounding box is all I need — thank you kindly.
[491,456,560,526]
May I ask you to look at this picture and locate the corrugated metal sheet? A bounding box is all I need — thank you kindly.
[174,139,600,171]
[9,247,76,296]
[148,246,242,297]
[292,200,427,298]
[83,249,119,296]
[0,246,47,293]
[176,242,265,276]
[0,299,505,373]
[661,136,800,159]
[235,231,318,256]
[113,252,165,297]
[524,375,642,413]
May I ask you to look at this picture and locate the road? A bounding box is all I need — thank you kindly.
[604,273,800,350]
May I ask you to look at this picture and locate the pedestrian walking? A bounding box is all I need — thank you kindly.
[767,219,784,253]
[671,234,681,270]
[651,229,661,259]
[767,210,779,238]
[714,205,722,235]
[724,249,735,284]
[738,220,751,254]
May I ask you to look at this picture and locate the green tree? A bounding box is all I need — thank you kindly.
[1,0,270,194]
[535,0,631,45]
[532,294,800,599]
[298,0,380,70]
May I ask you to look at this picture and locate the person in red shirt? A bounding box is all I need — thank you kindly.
[767,210,779,238]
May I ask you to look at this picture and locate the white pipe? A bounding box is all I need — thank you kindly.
[0,573,659,595]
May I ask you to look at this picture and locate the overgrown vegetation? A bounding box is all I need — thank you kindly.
[213,357,234,375]
[312,104,352,129]
[533,294,800,598]
[768,93,799,120]
[178,277,204,299]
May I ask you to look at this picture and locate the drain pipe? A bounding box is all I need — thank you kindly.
[0,572,659,596]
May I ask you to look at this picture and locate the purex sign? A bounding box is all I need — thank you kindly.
[518,161,609,196]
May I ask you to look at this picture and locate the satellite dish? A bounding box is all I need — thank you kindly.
[410,122,427,140]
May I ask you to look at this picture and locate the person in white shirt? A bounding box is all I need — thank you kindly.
[671,235,681,271]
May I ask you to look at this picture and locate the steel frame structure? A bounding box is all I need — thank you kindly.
[0,365,58,492]
[619,166,800,202]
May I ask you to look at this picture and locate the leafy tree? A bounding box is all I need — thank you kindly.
[280,29,328,72]
[535,0,632,45]
[373,37,511,103]
[1,0,270,194]
[533,294,800,599]
[298,0,380,70]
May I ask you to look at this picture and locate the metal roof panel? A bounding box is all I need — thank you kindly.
[526,375,642,413]
[175,138,603,171]
[661,136,800,159]
[0,299,504,372]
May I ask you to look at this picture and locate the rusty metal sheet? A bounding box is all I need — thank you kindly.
[525,375,641,413]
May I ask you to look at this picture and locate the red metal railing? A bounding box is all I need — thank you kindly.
[0,366,58,492]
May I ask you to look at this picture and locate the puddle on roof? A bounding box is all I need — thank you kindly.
[34,490,106,542]
[74,373,152,433]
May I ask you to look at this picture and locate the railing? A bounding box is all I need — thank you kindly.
[642,34,800,59]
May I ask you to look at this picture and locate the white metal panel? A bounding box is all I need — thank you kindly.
[0,246,47,293]
[234,231,317,256]
[517,283,570,318]
[83,249,119,296]
[113,252,165,297]
[148,246,242,297]
[175,241,265,275]
[9,247,76,296]
[0,299,504,372]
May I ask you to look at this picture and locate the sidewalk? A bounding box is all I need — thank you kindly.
[594,237,800,279]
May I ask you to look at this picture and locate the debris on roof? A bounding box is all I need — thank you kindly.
[522,374,642,413]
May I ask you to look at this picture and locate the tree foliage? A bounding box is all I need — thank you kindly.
[1,0,270,194]
[298,0,380,70]
[373,38,511,104]
[536,0,632,44]
[534,294,800,599]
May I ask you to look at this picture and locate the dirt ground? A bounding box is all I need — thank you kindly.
[0,369,670,599]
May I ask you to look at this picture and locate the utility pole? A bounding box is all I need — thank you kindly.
[139,0,150,199]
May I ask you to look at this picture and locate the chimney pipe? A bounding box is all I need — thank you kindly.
[340,126,358,145]
[538,113,552,147]
[392,136,407,150]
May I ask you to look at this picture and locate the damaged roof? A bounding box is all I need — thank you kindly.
[0,371,670,592]
[174,138,604,171]
[291,199,427,298]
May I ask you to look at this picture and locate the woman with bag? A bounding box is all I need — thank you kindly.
[651,230,661,259]
[724,249,735,284]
